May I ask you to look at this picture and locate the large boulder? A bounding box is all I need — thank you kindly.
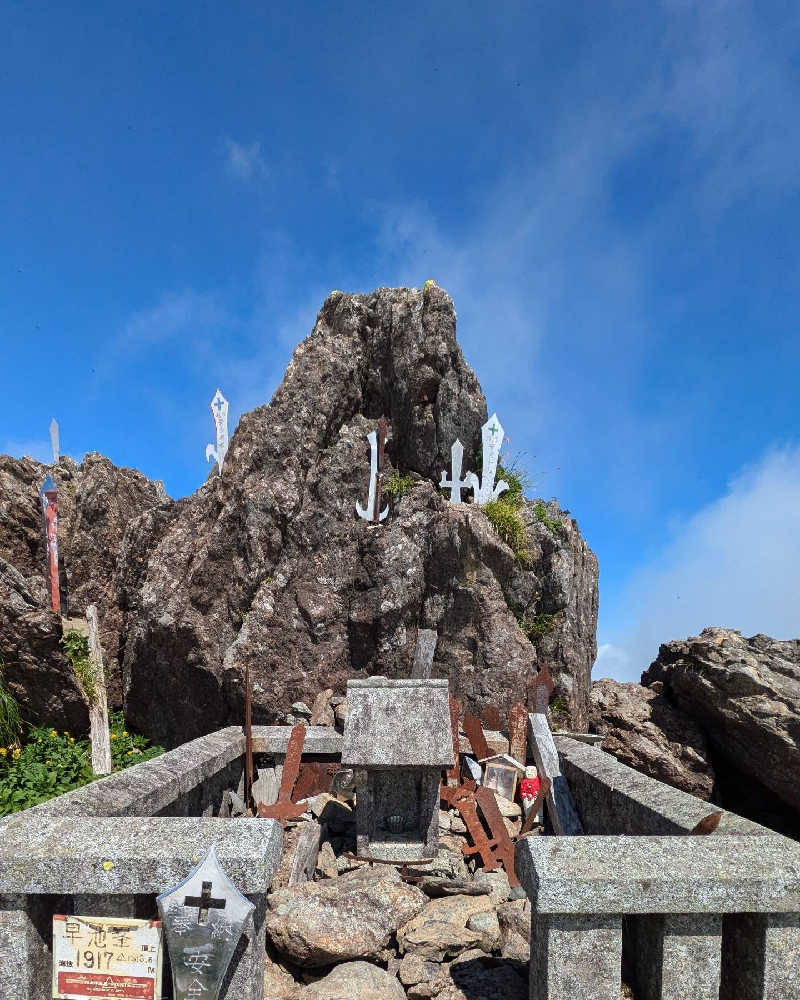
[119,286,598,746]
[0,557,89,733]
[301,961,406,1000]
[641,628,800,820]
[588,677,714,800]
[264,865,427,966]
[0,452,168,725]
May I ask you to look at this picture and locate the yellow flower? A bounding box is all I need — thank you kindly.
[111,733,117,739]
[122,731,128,736]
[12,749,20,759]
[68,737,75,743]
[45,760,51,766]
[50,730,57,737]
[0,748,7,756]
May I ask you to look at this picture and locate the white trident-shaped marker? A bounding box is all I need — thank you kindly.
[440,439,472,503]
[466,413,509,505]
[206,389,229,474]
[355,419,389,522]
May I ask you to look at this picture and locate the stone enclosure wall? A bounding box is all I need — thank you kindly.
[0,727,285,999]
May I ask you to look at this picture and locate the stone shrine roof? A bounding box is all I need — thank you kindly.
[341,677,455,768]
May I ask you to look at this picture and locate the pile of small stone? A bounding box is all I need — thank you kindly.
[261,790,533,1000]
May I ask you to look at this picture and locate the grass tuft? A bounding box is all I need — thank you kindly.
[382,472,416,502]
[62,630,98,707]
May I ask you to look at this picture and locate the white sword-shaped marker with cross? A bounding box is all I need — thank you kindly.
[355,427,389,522]
[205,388,229,474]
[466,413,509,505]
[440,439,472,503]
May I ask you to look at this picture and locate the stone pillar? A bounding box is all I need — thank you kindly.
[630,913,722,999]
[530,912,622,1000]
[0,895,47,998]
[721,913,800,1000]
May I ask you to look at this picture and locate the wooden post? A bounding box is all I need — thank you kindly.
[85,605,111,776]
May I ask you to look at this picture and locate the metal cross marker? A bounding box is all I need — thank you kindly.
[39,475,60,614]
[157,845,254,1000]
[183,880,226,924]
[49,418,59,464]
[355,417,389,522]
[205,388,230,474]
[440,439,472,503]
[256,723,308,825]
[466,413,509,505]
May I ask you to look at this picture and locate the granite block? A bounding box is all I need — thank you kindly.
[516,836,800,915]
[530,912,622,1000]
[342,678,454,768]
[0,817,283,894]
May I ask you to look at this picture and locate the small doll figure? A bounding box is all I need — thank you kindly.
[520,765,542,823]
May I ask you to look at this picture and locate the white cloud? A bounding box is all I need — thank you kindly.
[225,139,269,183]
[595,443,800,682]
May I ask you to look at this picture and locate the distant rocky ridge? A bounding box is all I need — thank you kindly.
[590,627,800,837]
[0,285,599,747]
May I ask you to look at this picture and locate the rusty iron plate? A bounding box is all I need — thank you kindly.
[508,700,527,766]
[462,714,490,762]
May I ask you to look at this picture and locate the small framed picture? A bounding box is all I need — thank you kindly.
[483,761,518,801]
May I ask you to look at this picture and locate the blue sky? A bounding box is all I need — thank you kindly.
[3,1,799,683]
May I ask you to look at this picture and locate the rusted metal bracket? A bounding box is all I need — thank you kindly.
[462,714,490,762]
[446,695,461,787]
[256,724,307,826]
[474,785,520,887]
[292,762,340,801]
[440,779,519,887]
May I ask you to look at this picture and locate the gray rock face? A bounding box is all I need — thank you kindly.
[588,677,715,800]
[0,453,167,728]
[118,286,599,747]
[642,628,800,820]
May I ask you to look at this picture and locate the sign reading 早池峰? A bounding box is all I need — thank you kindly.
[52,915,163,1000]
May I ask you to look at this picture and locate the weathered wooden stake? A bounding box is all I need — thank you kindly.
[85,605,111,775]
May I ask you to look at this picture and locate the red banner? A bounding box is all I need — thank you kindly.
[57,972,154,999]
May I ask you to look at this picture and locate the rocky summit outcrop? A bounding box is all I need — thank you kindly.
[641,628,800,820]
[118,285,598,746]
[0,453,168,727]
[588,677,714,800]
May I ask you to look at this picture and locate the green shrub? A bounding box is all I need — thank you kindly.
[549,696,569,731]
[0,712,163,816]
[511,603,559,642]
[484,499,527,553]
[382,472,416,502]
[0,661,22,749]
[62,629,98,706]
[534,501,566,537]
